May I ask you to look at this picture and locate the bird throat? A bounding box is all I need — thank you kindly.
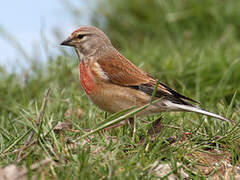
[75,48,85,62]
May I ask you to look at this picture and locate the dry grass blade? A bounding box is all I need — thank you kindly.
[16,88,51,160]
[73,99,161,143]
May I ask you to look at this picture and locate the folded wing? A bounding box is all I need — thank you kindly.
[97,51,197,105]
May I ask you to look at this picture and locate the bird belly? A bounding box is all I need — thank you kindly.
[90,84,140,113]
[89,83,166,115]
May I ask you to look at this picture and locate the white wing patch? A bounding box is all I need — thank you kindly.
[93,61,109,80]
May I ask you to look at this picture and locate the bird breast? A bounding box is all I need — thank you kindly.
[79,62,96,95]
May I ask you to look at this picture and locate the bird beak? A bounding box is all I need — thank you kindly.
[60,37,73,46]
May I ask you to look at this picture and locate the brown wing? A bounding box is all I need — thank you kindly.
[97,52,151,86]
[98,51,198,104]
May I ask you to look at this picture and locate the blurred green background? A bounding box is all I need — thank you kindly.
[1,0,239,111]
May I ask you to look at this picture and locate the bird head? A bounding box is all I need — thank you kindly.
[61,26,112,60]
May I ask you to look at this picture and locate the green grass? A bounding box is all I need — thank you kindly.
[1,0,240,179]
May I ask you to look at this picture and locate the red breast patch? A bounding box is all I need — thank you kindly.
[79,63,96,95]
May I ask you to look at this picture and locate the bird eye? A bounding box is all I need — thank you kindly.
[77,34,85,39]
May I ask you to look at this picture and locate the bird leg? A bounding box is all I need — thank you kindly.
[147,117,163,137]
[140,117,163,142]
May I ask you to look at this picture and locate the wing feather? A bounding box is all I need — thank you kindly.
[97,52,150,86]
[97,51,198,104]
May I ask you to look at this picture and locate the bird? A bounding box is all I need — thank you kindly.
[60,26,232,125]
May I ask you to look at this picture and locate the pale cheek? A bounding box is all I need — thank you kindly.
[83,43,91,51]
[83,39,99,52]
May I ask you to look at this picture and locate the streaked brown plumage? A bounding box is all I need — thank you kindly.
[61,26,232,123]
